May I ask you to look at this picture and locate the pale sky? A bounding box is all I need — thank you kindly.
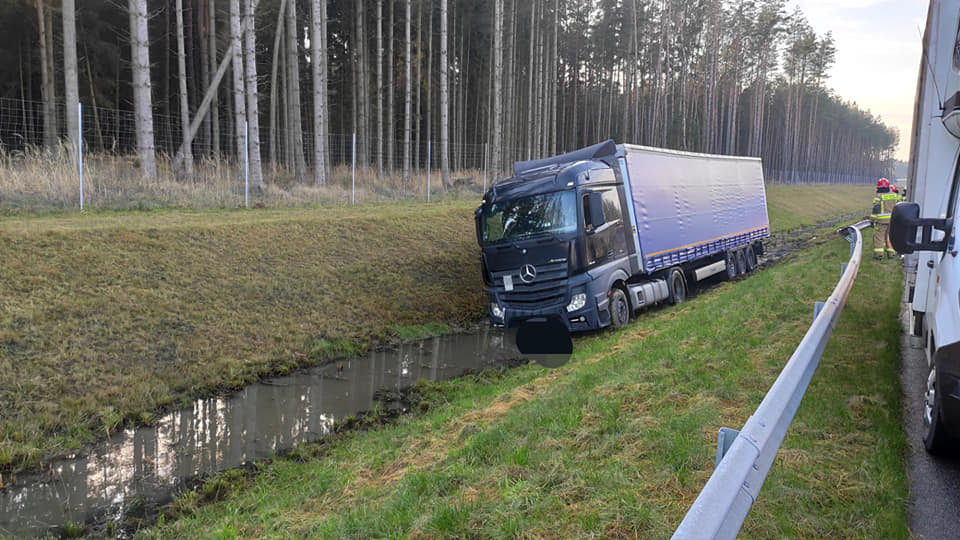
[790,0,929,161]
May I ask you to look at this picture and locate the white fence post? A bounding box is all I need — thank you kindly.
[244,120,249,209]
[483,142,488,193]
[78,102,83,210]
[351,132,356,205]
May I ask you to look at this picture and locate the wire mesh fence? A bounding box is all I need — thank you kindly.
[0,96,880,212]
[0,97,492,212]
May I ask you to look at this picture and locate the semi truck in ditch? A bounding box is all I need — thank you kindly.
[890,0,960,453]
[475,140,770,332]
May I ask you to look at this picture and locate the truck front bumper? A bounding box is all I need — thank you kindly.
[495,302,601,333]
[488,275,609,332]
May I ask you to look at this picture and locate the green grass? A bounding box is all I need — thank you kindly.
[765,184,875,231]
[137,234,907,539]
[0,202,484,470]
[0,184,875,472]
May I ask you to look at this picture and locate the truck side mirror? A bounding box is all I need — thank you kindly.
[586,192,605,231]
[889,202,953,254]
[474,207,484,245]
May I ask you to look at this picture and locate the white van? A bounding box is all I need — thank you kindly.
[891,0,960,453]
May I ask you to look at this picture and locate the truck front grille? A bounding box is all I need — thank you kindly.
[492,262,568,307]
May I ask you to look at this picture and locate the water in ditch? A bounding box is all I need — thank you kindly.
[0,326,520,538]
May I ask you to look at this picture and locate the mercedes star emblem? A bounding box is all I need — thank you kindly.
[519,264,537,283]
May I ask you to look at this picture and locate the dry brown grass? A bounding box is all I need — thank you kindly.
[0,145,485,213]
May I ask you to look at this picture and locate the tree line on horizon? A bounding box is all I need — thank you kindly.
[0,0,899,191]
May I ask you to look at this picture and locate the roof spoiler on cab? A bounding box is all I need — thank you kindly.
[513,139,618,176]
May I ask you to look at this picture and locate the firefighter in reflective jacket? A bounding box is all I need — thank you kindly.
[871,178,899,259]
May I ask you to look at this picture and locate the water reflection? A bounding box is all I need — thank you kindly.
[0,326,519,537]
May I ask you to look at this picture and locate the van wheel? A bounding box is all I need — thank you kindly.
[924,359,952,454]
[725,251,738,278]
[668,268,687,305]
[745,245,757,272]
[609,288,629,330]
[735,249,747,275]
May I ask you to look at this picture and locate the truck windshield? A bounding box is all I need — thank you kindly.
[481,190,577,245]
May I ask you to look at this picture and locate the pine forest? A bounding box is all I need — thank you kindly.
[0,0,899,208]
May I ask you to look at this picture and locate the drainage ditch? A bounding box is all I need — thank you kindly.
[0,216,859,538]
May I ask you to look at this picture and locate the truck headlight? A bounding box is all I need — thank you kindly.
[566,293,587,312]
[491,303,504,319]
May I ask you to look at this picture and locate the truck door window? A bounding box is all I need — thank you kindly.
[583,188,627,265]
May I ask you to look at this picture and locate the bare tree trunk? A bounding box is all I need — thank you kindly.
[268,0,287,165]
[45,4,59,142]
[415,0,422,171]
[62,0,79,162]
[503,0,515,165]
[403,0,412,186]
[311,0,328,185]
[128,0,157,180]
[549,0,558,155]
[199,0,211,156]
[209,0,220,159]
[376,0,384,180]
[230,0,246,159]
[37,0,56,150]
[285,0,305,180]
[440,0,450,189]
[176,0,194,176]
[356,0,369,169]
[387,0,395,174]
[243,0,264,189]
[526,0,536,159]
[490,0,503,177]
[426,0,433,167]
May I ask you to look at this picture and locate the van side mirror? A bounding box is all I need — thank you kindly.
[586,192,605,231]
[889,202,953,254]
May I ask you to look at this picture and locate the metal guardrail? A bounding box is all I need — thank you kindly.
[672,220,871,540]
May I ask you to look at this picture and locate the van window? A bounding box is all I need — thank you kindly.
[947,151,960,218]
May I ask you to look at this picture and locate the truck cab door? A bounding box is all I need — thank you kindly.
[582,188,627,267]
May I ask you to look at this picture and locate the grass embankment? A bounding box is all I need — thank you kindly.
[138,230,907,538]
[0,183,876,473]
[0,202,484,470]
[765,184,874,230]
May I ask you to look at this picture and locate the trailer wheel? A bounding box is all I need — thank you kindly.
[735,249,747,275]
[609,288,630,330]
[668,268,687,305]
[745,245,757,272]
[725,251,738,278]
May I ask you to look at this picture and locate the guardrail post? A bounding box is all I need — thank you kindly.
[715,427,739,467]
[813,301,825,321]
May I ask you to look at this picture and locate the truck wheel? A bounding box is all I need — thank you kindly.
[745,245,757,272]
[668,268,687,305]
[609,288,630,329]
[725,251,738,278]
[923,360,952,454]
[735,249,747,275]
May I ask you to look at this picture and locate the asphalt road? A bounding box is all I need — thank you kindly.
[901,330,960,539]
